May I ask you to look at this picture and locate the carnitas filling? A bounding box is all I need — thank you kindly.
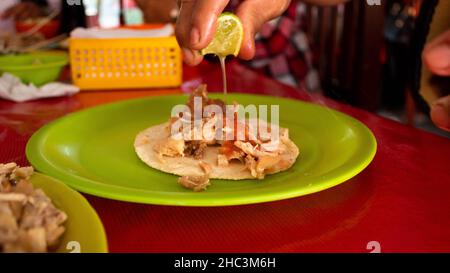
[0,163,67,253]
[153,85,291,187]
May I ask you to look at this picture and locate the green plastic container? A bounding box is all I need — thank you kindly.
[0,52,68,86]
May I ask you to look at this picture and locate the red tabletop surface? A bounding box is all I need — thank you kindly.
[1,60,449,253]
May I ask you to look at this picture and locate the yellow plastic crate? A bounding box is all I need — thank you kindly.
[69,36,182,90]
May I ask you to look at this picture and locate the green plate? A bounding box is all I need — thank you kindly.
[30,173,108,252]
[26,94,376,206]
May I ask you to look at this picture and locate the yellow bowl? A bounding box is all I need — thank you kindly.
[30,172,108,253]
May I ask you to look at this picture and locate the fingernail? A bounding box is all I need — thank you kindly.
[431,99,450,131]
[190,27,200,47]
[182,48,203,66]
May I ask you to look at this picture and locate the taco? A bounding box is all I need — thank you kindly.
[134,85,299,191]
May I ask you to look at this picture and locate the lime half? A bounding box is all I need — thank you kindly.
[200,13,244,57]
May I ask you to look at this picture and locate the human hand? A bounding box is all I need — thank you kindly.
[175,0,291,65]
[1,2,47,22]
[423,30,450,131]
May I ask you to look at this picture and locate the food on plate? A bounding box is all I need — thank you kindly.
[134,85,299,191]
[0,163,67,253]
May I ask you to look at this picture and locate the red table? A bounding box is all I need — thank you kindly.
[1,60,449,253]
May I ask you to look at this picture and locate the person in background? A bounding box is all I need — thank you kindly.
[225,0,321,90]
[1,0,178,33]
[423,29,450,131]
[1,0,49,22]
[421,0,449,133]
[1,0,85,34]
[0,0,19,31]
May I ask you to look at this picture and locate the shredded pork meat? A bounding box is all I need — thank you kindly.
[199,162,212,175]
[153,137,185,158]
[187,84,225,114]
[161,85,295,190]
[0,163,67,253]
[184,140,208,159]
[177,175,210,192]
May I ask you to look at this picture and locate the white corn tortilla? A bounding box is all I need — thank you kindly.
[134,122,299,180]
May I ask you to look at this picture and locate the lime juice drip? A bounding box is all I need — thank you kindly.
[219,56,227,100]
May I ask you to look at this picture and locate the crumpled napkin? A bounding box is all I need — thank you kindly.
[70,24,174,39]
[0,73,79,102]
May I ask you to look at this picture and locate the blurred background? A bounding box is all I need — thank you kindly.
[0,0,448,138]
